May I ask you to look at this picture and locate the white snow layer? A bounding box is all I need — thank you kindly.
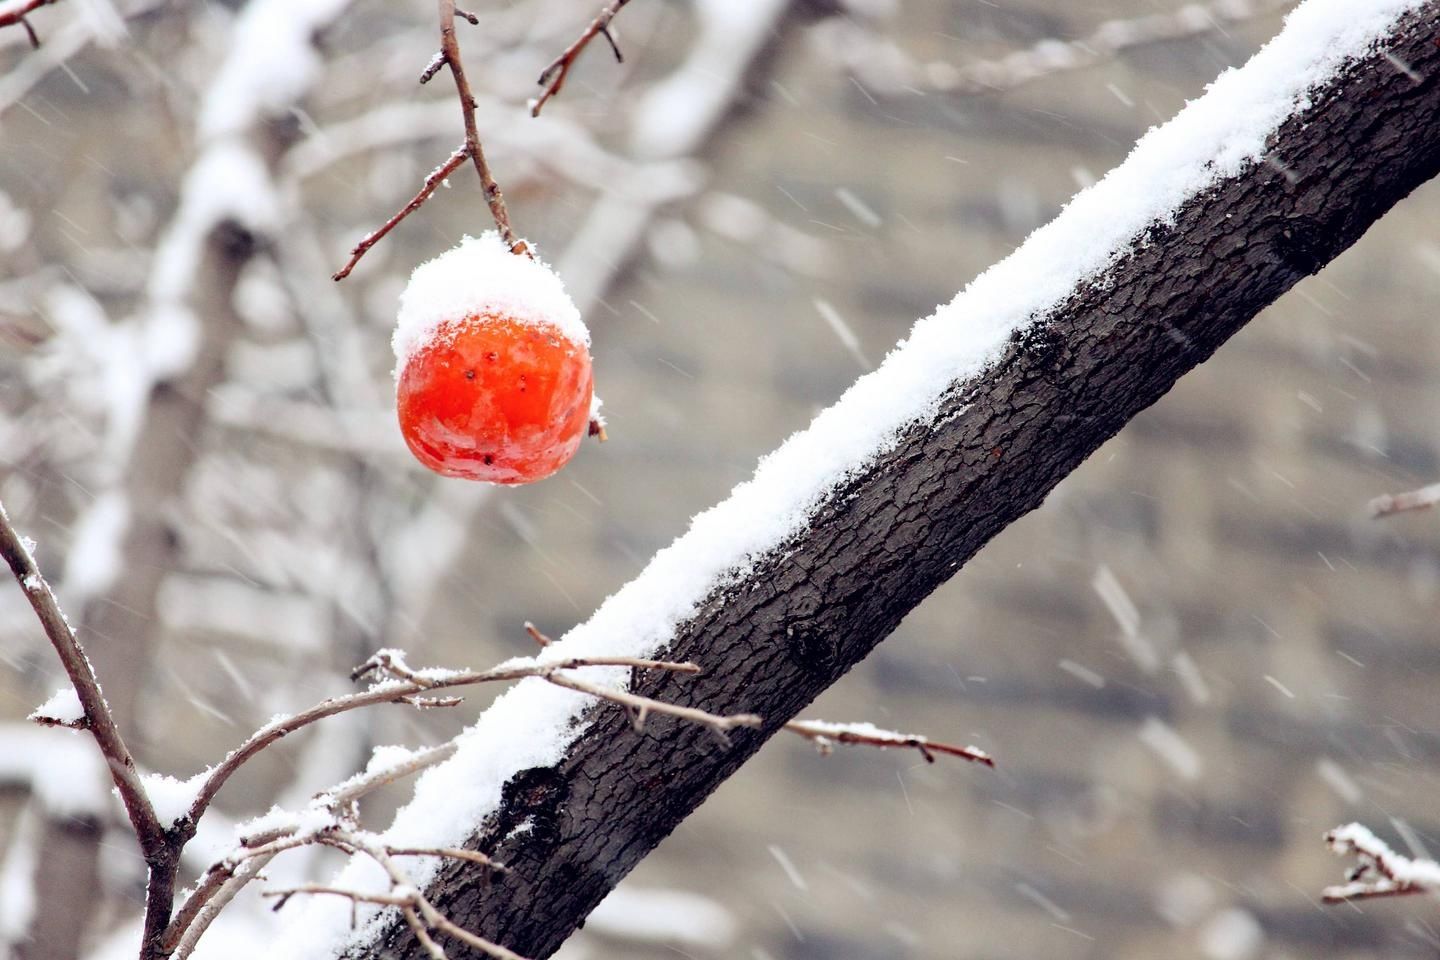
[392,233,589,375]
[29,686,84,725]
[140,771,206,828]
[268,3,1423,957]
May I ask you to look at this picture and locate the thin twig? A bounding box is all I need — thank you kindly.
[1368,481,1440,517]
[332,143,468,280]
[0,0,60,48]
[439,0,527,255]
[0,499,167,856]
[545,671,760,741]
[784,720,994,766]
[264,883,416,909]
[532,0,632,117]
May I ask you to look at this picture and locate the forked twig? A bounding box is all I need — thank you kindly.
[531,0,632,117]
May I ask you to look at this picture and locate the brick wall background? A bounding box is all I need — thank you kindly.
[2,2,1438,959]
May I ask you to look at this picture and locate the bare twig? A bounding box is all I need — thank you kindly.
[784,720,994,766]
[1323,823,1440,903]
[389,846,509,872]
[1368,481,1440,517]
[0,499,167,855]
[265,883,416,909]
[0,0,60,47]
[524,621,552,647]
[531,0,632,117]
[332,143,469,280]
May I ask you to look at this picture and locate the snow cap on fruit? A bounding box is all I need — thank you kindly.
[393,232,588,378]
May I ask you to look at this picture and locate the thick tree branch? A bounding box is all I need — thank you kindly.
[338,6,1440,958]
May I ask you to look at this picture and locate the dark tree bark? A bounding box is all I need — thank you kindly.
[354,7,1440,958]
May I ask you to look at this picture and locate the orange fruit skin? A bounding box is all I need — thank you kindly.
[396,313,593,484]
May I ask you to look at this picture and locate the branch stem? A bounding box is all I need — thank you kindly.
[439,0,527,256]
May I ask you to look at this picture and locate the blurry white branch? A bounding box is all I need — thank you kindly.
[1323,823,1440,902]
[1368,481,1440,517]
[810,0,1296,98]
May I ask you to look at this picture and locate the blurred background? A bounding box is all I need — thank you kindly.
[2,1,1440,958]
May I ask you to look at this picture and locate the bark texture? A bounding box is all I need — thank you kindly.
[354,8,1440,958]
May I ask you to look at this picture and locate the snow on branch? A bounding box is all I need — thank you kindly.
[1323,823,1440,902]
[27,685,86,730]
[1368,481,1440,517]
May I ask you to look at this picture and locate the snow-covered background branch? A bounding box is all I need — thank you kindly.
[3,1,1440,959]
